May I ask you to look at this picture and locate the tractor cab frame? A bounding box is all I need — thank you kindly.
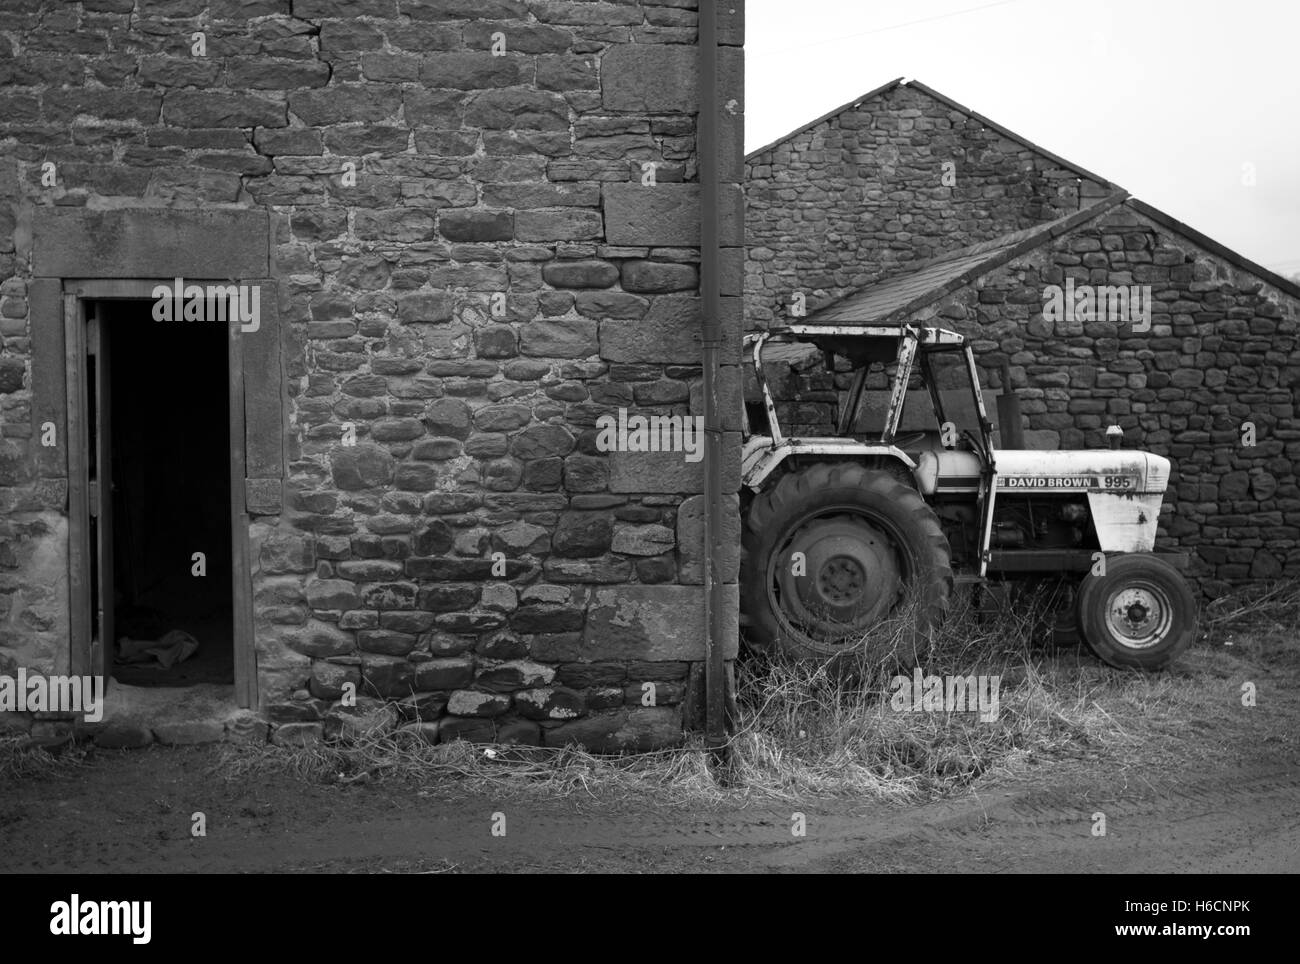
[743,323,1001,578]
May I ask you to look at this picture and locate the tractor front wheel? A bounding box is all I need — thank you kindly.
[1077,553,1197,670]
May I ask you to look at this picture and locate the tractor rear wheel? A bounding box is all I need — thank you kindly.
[1076,553,1197,670]
[741,463,952,663]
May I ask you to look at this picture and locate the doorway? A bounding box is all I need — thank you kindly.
[82,298,235,688]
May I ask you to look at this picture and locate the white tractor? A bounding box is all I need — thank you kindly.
[739,323,1197,670]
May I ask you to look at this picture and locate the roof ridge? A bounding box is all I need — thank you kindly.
[1124,199,1300,301]
[745,77,1122,193]
[901,80,1120,190]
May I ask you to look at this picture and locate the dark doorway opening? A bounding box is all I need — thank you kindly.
[94,299,234,687]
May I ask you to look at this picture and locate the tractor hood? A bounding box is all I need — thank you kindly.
[994,450,1171,495]
[994,449,1171,552]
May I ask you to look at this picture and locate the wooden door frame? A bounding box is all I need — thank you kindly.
[62,280,257,708]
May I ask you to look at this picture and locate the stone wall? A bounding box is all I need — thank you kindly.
[0,0,744,750]
[744,81,1111,328]
[815,202,1300,596]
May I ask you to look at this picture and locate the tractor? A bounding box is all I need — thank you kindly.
[739,323,1197,671]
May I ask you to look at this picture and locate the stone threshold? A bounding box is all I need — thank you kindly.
[10,683,266,750]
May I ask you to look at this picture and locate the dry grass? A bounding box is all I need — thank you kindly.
[216,733,730,806]
[0,737,89,781]
[12,581,1298,806]
[724,588,1112,800]
[213,580,1300,805]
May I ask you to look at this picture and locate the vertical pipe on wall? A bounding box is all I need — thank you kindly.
[698,0,727,749]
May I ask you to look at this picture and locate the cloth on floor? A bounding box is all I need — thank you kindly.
[116,629,201,669]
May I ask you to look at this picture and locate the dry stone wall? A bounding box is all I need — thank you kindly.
[790,204,1300,597]
[744,82,1110,328]
[0,0,745,750]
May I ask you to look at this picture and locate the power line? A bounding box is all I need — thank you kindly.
[748,0,1024,57]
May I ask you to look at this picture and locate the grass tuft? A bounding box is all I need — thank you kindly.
[166,581,1300,803]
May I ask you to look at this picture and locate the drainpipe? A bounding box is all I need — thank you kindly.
[698,1,727,750]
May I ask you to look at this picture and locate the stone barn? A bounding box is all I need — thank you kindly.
[745,78,1300,598]
[0,0,745,748]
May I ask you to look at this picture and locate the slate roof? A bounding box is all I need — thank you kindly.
[805,194,1129,325]
[803,193,1300,325]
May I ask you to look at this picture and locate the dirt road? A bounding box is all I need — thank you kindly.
[2,743,1296,873]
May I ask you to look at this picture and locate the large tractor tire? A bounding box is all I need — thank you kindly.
[741,463,953,662]
[1076,553,1197,670]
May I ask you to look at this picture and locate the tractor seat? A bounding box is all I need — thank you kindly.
[914,449,983,495]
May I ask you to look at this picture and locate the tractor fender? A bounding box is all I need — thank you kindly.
[741,437,916,491]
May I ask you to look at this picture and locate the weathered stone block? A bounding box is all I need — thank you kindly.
[603,184,742,247]
[447,689,512,717]
[511,424,576,460]
[260,531,314,574]
[357,629,418,656]
[509,603,583,634]
[601,44,696,112]
[310,660,361,700]
[330,444,396,490]
[515,209,603,241]
[33,208,270,278]
[621,260,698,294]
[414,657,475,690]
[542,707,684,751]
[475,659,555,691]
[542,259,619,288]
[519,319,599,358]
[552,511,613,557]
[515,686,585,720]
[608,433,741,494]
[582,585,739,661]
[439,209,513,242]
[360,654,416,697]
[465,87,569,131]
[496,719,541,745]
[675,493,741,584]
[611,523,674,556]
[395,692,450,722]
[93,720,154,749]
[438,716,496,743]
[284,622,355,658]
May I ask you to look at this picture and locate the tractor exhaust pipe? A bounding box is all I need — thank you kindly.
[996,363,1024,449]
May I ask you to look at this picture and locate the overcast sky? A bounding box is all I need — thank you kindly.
[745,0,1300,278]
